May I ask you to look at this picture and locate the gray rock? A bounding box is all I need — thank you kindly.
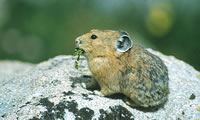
[0,49,200,120]
[0,60,34,74]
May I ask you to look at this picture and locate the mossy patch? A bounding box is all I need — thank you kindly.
[197,73,200,79]
[181,111,184,115]
[189,93,196,100]
[197,105,200,111]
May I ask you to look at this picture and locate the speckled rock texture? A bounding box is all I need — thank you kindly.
[0,49,200,120]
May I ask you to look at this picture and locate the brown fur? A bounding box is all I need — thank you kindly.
[75,29,169,107]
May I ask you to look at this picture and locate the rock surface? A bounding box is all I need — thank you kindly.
[0,49,200,120]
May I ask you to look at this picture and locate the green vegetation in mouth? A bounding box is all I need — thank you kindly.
[74,48,84,69]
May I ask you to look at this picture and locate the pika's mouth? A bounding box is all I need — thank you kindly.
[74,48,85,56]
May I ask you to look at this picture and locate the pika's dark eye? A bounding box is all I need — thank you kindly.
[91,34,97,39]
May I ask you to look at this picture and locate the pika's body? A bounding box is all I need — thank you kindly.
[75,29,169,107]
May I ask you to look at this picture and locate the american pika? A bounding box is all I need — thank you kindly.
[75,29,169,107]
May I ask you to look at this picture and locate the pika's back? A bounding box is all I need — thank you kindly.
[121,45,169,107]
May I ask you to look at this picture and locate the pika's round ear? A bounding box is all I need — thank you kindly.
[119,30,129,36]
[115,33,133,53]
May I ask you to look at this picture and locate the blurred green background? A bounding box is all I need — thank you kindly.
[0,0,199,70]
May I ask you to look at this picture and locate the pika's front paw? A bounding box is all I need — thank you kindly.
[81,75,99,89]
[93,90,104,96]
[81,83,87,89]
[81,79,97,89]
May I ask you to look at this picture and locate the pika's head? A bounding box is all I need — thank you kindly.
[75,29,133,59]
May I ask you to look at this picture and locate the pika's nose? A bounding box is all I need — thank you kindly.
[75,37,82,45]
